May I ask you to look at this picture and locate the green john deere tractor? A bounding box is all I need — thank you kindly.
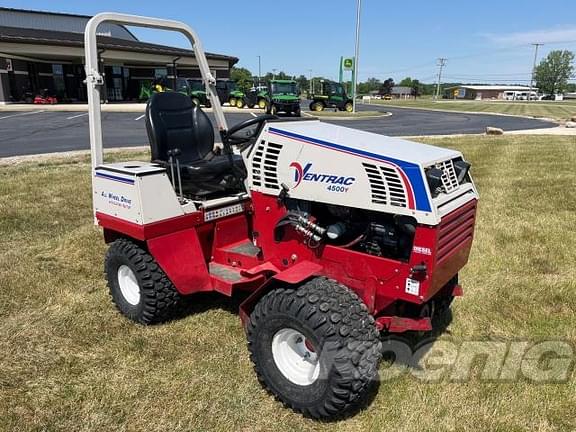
[176,78,211,107]
[223,82,268,109]
[265,79,301,116]
[309,80,353,112]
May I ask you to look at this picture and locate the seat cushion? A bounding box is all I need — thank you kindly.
[180,153,245,181]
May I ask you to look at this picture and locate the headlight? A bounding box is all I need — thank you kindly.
[426,167,444,197]
[454,160,471,183]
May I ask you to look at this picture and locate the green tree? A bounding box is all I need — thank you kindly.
[230,66,254,92]
[411,79,421,98]
[534,50,575,95]
[379,78,395,95]
[295,75,308,94]
[398,77,414,87]
[358,77,381,94]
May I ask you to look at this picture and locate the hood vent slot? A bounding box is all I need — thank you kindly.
[251,141,282,190]
[363,163,407,208]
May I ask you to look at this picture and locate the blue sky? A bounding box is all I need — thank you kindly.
[4,0,576,83]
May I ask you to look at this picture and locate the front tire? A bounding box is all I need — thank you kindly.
[247,277,382,419]
[236,98,245,108]
[105,238,181,325]
[228,97,237,107]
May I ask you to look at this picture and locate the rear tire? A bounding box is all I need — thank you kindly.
[105,238,181,325]
[236,98,245,109]
[228,97,237,107]
[258,98,267,109]
[310,101,324,112]
[247,277,381,419]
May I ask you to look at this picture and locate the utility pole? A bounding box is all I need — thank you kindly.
[257,55,261,86]
[272,68,277,80]
[308,69,313,95]
[528,43,543,102]
[434,57,447,100]
[352,0,362,113]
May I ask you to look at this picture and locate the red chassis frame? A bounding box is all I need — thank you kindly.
[97,191,477,333]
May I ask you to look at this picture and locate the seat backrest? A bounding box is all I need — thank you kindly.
[145,92,215,162]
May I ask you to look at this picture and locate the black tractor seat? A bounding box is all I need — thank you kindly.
[145,92,245,196]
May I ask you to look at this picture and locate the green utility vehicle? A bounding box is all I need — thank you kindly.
[309,80,353,112]
[176,78,211,107]
[265,79,301,116]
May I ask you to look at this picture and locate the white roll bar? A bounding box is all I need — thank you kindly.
[84,12,228,171]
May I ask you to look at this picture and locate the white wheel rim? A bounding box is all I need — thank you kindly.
[117,265,141,306]
[272,328,320,386]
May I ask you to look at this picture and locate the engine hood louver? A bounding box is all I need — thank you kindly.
[363,163,407,208]
[251,141,282,190]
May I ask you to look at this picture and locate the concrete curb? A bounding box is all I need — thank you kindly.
[0,146,149,166]
[303,111,392,121]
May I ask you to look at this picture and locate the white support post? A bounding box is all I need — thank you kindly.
[84,12,229,174]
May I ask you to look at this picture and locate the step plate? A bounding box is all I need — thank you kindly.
[209,263,242,282]
[227,241,261,257]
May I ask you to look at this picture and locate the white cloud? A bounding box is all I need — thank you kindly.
[483,27,576,46]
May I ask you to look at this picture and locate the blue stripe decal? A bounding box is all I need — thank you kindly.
[268,127,431,212]
[95,172,135,185]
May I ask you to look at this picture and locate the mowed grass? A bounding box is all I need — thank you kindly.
[370,99,576,121]
[1,135,576,431]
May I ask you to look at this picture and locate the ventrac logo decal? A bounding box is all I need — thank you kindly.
[289,162,356,193]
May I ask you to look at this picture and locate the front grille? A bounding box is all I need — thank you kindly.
[437,199,477,263]
[437,159,459,194]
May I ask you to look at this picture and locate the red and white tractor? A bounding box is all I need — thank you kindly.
[85,13,478,419]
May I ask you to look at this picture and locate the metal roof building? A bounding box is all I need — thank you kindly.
[0,7,238,103]
[444,85,537,100]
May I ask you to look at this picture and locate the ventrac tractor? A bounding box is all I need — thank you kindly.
[85,13,478,419]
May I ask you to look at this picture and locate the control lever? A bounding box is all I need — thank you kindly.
[167,148,184,202]
[167,149,176,191]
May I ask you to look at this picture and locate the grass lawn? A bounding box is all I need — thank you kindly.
[369,99,576,121]
[1,135,576,431]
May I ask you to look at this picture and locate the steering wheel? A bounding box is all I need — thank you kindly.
[224,114,277,147]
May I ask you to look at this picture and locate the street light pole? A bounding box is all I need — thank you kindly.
[352,0,362,113]
[257,55,261,86]
[308,69,313,95]
[528,43,542,102]
[272,68,277,80]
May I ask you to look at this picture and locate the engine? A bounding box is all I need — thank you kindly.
[276,199,417,261]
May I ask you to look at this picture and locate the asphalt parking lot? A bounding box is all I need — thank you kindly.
[0,102,556,157]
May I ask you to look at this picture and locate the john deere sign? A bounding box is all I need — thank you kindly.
[342,57,354,71]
